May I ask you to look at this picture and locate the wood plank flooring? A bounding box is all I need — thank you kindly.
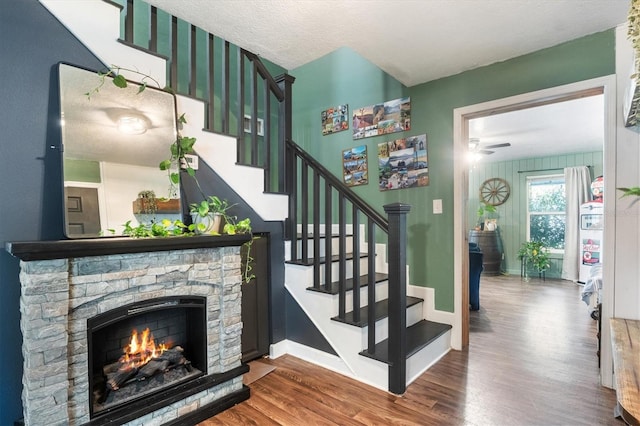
[199,275,620,425]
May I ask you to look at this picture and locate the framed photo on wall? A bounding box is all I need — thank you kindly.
[352,97,411,140]
[342,145,368,187]
[322,104,349,135]
[377,134,428,191]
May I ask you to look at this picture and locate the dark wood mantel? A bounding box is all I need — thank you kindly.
[6,234,251,261]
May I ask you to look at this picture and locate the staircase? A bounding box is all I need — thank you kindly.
[41,0,452,394]
[283,141,452,392]
[284,228,451,391]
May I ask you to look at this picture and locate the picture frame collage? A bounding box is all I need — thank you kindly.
[322,97,426,191]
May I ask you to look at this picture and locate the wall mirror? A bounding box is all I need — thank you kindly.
[58,63,180,238]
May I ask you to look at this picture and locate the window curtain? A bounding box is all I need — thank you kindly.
[562,166,592,281]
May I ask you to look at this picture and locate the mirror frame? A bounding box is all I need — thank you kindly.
[58,63,181,238]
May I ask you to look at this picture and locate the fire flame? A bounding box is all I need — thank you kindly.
[122,328,168,367]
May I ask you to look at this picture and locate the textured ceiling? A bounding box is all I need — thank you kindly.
[145,0,628,87]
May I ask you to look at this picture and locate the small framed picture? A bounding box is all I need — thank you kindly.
[342,145,368,186]
[322,104,349,135]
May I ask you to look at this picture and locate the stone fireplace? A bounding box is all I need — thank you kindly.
[8,236,251,426]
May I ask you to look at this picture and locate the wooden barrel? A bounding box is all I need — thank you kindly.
[469,230,502,275]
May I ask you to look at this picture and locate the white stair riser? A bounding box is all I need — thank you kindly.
[285,254,373,285]
[295,236,355,258]
[361,302,423,346]
[343,280,388,307]
[316,256,375,284]
[296,224,360,236]
[406,330,451,384]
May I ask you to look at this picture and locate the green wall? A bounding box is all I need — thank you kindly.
[291,30,615,312]
[469,151,603,278]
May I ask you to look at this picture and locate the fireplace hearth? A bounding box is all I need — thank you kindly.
[7,236,251,426]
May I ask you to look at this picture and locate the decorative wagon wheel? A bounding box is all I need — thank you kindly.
[479,177,510,206]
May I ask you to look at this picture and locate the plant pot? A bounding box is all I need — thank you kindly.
[133,198,181,214]
[190,212,223,234]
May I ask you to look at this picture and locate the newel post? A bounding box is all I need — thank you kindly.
[276,73,295,193]
[276,73,296,241]
[384,202,411,394]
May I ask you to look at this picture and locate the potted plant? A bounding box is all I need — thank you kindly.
[223,217,251,235]
[476,201,497,230]
[189,195,236,234]
[517,241,550,279]
[134,190,158,214]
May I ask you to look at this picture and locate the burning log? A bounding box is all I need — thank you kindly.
[101,329,193,393]
[156,346,185,364]
[103,353,148,376]
[138,359,170,378]
[103,345,190,391]
[106,364,138,391]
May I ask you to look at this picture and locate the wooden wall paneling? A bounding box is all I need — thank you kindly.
[466,151,602,277]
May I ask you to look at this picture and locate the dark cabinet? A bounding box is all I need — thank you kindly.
[241,234,270,362]
[468,230,502,275]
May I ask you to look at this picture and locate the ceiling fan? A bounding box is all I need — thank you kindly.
[469,138,511,155]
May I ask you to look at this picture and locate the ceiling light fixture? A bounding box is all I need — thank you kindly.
[117,115,148,135]
[468,138,479,150]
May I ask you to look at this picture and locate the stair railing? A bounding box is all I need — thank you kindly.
[286,140,410,393]
[115,0,410,394]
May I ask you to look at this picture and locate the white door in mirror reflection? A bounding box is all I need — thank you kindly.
[66,187,101,237]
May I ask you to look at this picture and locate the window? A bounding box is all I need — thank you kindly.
[527,175,565,252]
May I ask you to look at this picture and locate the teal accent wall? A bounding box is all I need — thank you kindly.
[469,151,603,279]
[64,158,101,183]
[291,30,615,312]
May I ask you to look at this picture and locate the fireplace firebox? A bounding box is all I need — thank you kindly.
[88,296,207,419]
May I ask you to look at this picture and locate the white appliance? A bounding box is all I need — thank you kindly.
[578,200,603,284]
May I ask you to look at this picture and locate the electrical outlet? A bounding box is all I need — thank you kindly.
[181,154,198,170]
[433,199,443,214]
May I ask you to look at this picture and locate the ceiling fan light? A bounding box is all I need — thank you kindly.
[467,151,482,164]
[117,115,148,135]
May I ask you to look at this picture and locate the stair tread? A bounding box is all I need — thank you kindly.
[358,320,452,365]
[331,296,423,327]
[306,273,389,294]
[287,252,369,267]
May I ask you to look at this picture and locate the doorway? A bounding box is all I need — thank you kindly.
[467,93,604,280]
[452,76,616,385]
